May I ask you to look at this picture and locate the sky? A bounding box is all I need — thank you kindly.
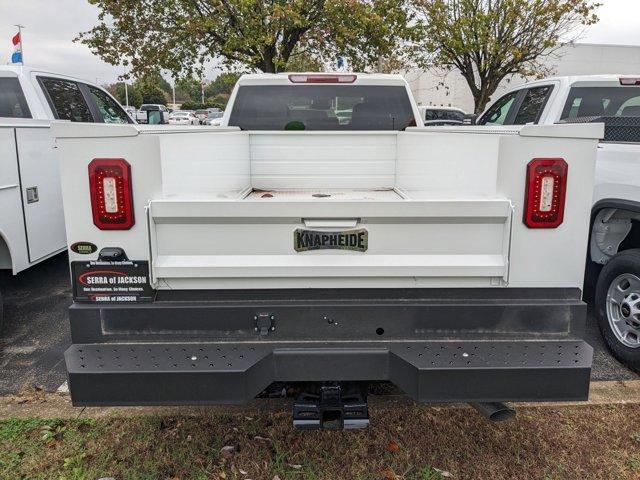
[0,0,638,86]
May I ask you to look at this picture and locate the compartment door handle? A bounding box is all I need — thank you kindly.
[303,218,359,229]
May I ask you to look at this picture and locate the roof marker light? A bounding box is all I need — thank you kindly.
[620,78,640,86]
[288,74,357,84]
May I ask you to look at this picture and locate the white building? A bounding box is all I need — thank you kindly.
[404,43,640,113]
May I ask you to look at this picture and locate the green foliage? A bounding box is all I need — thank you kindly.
[283,50,325,72]
[413,0,601,113]
[105,82,143,108]
[206,94,230,108]
[204,72,241,99]
[174,76,203,103]
[180,100,224,111]
[78,0,420,75]
[138,83,167,105]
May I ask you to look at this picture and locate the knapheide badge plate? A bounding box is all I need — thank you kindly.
[294,228,368,252]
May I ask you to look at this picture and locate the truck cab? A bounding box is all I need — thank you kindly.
[478,75,640,371]
[52,73,603,428]
[0,66,133,328]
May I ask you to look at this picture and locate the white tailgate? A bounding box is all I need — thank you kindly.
[148,197,512,289]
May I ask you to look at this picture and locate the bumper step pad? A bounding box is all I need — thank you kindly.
[65,340,592,406]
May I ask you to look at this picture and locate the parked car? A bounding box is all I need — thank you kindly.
[418,106,467,125]
[0,65,133,329]
[136,104,169,124]
[194,109,210,124]
[168,110,199,125]
[203,110,223,126]
[53,72,601,428]
[478,74,640,371]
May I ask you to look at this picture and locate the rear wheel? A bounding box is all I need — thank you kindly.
[595,249,640,371]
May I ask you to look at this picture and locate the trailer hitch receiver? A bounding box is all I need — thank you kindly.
[293,385,369,430]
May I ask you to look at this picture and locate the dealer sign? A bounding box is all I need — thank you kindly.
[294,228,368,252]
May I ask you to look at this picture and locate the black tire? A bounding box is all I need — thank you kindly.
[595,249,640,372]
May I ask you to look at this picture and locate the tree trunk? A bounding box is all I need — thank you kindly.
[474,87,494,115]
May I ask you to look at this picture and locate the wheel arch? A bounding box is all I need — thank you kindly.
[0,228,14,272]
[589,199,640,265]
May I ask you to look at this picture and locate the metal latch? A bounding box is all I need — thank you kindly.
[26,186,39,203]
[254,313,275,336]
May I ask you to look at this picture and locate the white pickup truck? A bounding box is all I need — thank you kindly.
[0,66,134,329]
[478,75,640,371]
[52,73,602,428]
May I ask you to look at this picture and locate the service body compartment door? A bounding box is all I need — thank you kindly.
[16,127,66,261]
[148,198,513,289]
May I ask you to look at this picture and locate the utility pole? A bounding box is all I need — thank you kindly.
[14,24,25,65]
[122,67,130,107]
[172,83,176,106]
[201,78,205,105]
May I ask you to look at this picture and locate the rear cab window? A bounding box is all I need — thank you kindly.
[228,84,415,131]
[0,77,32,118]
[39,77,94,122]
[561,86,640,120]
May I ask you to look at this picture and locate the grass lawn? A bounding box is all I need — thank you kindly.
[1,402,639,480]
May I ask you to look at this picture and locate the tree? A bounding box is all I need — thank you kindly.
[174,77,203,103]
[138,84,167,105]
[206,93,231,109]
[413,0,600,113]
[283,50,325,72]
[106,82,143,108]
[204,72,242,99]
[78,0,419,76]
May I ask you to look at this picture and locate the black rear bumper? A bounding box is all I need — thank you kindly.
[66,339,592,406]
[64,288,593,406]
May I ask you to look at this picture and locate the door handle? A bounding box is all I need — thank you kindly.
[303,218,359,228]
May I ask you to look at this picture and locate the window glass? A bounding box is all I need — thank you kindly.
[478,91,518,125]
[0,78,31,118]
[424,109,465,122]
[561,86,640,120]
[40,78,93,122]
[88,86,130,124]
[513,86,552,125]
[228,85,415,131]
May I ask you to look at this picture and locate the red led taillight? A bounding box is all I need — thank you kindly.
[523,158,568,229]
[88,158,134,230]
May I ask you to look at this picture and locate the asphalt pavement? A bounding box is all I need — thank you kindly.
[0,253,637,396]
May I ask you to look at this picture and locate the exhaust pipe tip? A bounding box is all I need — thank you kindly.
[470,402,516,422]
